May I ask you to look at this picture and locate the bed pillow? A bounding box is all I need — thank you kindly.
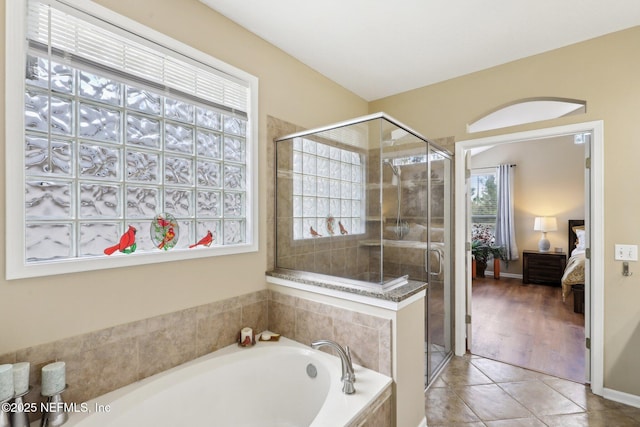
[572,224,585,234]
[575,228,586,251]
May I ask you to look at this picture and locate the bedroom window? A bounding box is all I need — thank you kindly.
[6,0,258,279]
[470,170,498,236]
[292,138,365,240]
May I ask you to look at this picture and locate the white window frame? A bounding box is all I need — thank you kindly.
[470,168,498,232]
[5,0,259,279]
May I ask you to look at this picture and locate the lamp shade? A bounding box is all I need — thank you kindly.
[534,217,557,232]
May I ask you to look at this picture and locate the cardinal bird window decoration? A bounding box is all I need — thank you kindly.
[150,214,180,251]
[103,225,137,255]
[189,230,214,248]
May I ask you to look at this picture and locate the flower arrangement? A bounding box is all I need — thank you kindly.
[472,223,495,246]
[471,224,494,265]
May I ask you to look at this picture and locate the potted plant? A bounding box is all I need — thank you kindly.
[488,245,506,279]
[471,240,490,278]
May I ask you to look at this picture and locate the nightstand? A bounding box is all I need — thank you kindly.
[522,250,567,285]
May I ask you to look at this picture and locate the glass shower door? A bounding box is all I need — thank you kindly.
[425,147,453,386]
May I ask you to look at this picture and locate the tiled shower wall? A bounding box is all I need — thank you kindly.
[269,116,385,282]
[269,115,387,282]
[0,289,391,422]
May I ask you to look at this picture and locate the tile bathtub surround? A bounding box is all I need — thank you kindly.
[0,287,392,423]
[348,383,393,427]
[0,290,268,422]
[268,290,392,377]
[426,354,640,427]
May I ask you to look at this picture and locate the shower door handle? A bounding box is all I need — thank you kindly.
[426,248,443,276]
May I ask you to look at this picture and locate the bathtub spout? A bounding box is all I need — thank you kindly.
[311,339,356,394]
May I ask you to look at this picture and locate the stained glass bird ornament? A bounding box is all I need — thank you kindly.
[104,225,137,255]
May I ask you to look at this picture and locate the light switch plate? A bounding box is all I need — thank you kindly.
[615,244,638,261]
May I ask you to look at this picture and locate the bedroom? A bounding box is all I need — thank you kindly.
[469,133,586,382]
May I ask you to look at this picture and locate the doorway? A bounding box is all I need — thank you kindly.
[454,121,605,395]
[468,135,586,381]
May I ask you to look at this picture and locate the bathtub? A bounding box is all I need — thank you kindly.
[52,336,392,427]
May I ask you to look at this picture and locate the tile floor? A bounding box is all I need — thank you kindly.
[425,354,640,426]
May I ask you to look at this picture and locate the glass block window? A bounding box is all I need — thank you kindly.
[6,0,258,278]
[292,138,364,240]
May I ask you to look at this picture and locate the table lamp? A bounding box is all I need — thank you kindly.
[534,216,557,252]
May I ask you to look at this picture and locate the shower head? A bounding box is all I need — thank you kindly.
[383,159,401,177]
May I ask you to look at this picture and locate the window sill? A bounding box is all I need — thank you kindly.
[6,242,258,280]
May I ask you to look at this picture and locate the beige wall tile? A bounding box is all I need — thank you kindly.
[237,289,268,307]
[145,307,198,334]
[267,290,392,376]
[195,309,242,357]
[138,323,197,379]
[64,337,139,404]
[195,297,241,319]
[334,321,379,371]
[348,384,393,427]
[241,300,268,334]
[295,309,334,345]
[15,342,56,365]
[0,352,16,364]
[378,324,393,376]
[268,289,296,306]
[268,300,295,338]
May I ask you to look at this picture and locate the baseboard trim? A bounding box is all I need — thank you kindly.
[484,271,523,280]
[603,387,640,408]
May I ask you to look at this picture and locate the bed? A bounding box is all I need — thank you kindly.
[561,219,585,301]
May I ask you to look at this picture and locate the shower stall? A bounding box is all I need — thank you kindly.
[274,113,453,386]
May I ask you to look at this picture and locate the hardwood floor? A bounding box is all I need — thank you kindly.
[471,276,585,383]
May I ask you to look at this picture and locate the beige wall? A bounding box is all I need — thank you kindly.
[0,0,367,353]
[371,26,640,396]
[471,135,585,275]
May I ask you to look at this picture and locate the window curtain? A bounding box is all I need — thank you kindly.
[495,164,518,261]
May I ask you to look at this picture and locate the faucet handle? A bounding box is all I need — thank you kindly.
[342,379,356,394]
[345,346,356,382]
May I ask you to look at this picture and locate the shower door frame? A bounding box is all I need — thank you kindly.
[425,145,454,387]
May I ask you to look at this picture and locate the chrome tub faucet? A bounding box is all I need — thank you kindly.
[310,339,356,394]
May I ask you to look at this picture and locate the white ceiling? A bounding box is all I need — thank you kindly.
[199,0,640,101]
